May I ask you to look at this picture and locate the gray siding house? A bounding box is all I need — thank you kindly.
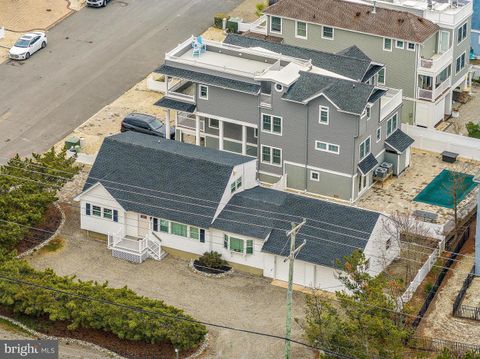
[262,0,473,128]
[154,35,413,202]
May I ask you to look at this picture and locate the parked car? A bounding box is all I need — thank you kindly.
[121,113,175,139]
[86,0,111,7]
[9,32,47,60]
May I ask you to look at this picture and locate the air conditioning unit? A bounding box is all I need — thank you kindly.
[380,161,393,173]
[374,167,388,178]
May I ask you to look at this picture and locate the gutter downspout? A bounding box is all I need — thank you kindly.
[304,105,309,192]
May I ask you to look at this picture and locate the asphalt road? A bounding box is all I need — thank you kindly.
[0,0,242,162]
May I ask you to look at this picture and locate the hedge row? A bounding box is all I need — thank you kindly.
[0,257,207,350]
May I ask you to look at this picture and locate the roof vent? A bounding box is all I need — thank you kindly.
[372,0,377,14]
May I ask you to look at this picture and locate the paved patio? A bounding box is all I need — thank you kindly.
[444,83,480,136]
[357,149,479,226]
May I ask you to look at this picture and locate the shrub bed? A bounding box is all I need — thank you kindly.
[0,257,207,351]
[193,251,231,275]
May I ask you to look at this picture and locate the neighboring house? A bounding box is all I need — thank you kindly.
[472,0,480,58]
[75,132,397,291]
[475,172,480,275]
[154,35,413,202]
[262,0,473,128]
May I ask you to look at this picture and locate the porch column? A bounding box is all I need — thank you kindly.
[242,125,247,155]
[165,110,171,140]
[195,115,201,146]
[219,120,224,151]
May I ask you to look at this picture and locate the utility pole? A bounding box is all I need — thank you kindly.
[284,219,306,359]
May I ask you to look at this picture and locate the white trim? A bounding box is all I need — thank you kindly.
[295,20,308,39]
[260,145,282,167]
[321,26,334,40]
[199,85,208,100]
[359,136,371,160]
[315,140,340,154]
[259,170,282,178]
[209,118,219,129]
[270,16,282,34]
[395,40,405,49]
[319,105,329,125]
[195,112,258,128]
[261,113,283,136]
[302,93,341,110]
[310,170,320,181]
[375,149,386,159]
[284,160,353,178]
[383,38,393,51]
[204,133,257,147]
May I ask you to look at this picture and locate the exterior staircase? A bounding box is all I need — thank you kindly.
[107,230,166,263]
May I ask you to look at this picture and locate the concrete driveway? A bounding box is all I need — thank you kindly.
[26,205,315,359]
[0,0,242,162]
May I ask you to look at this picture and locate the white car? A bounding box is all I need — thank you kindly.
[9,32,48,60]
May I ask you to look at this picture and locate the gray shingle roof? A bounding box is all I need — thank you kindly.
[265,0,439,43]
[358,153,379,175]
[224,34,373,81]
[154,64,261,95]
[336,45,370,61]
[368,88,387,104]
[154,97,196,113]
[282,71,374,114]
[212,187,380,267]
[83,132,253,228]
[362,64,383,82]
[385,129,414,153]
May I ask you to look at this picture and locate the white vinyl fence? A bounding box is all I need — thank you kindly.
[400,236,446,305]
[402,124,480,161]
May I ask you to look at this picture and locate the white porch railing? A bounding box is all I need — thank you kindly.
[238,16,267,34]
[380,88,402,119]
[417,78,451,101]
[418,47,453,74]
[107,230,163,263]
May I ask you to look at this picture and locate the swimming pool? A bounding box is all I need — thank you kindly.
[414,169,476,209]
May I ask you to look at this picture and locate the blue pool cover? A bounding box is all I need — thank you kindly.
[414,169,476,209]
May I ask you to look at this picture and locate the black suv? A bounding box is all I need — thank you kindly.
[121,113,175,139]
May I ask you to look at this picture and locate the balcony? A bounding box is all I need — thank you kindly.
[380,88,403,120]
[417,78,451,101]
[424,1,473,27]
[418,47,453,75]
[166,79,195,103]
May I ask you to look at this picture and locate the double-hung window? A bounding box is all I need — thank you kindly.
[359,137,371,160]
[199,85,208,100]
[387,114,398,137]
[223,234,253,254]
[85,203,118,222]
[189,227,200,240]
[171,222,188,237]
[270,16,282,33]
[455,52,466,74]
[262,114,282,135]
[376,127,382,142]
[92,205,102,217]
[103,208,113,220]
[261,145,282,166]
[362,105,371,120]
[396,40,404,49]
[319,106,329,124]
[383,38,392,51]
[457,22,467,43]
[296,21,307,39]
[322,26,334,39]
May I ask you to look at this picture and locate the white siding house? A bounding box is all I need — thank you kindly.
[75,132,399,291]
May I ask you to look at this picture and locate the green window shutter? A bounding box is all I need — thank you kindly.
[246,240,253,254]
[160,219,169,233]
[171,222,187,237]
[230,237,244,253]
[224,234,228,249]
[190,226,199,240]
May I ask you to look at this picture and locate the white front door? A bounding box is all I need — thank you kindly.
[138,214,149,237]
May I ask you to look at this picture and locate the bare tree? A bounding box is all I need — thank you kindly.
[383,211,432,285]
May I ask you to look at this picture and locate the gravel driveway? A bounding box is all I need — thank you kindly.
[26,203,315,359]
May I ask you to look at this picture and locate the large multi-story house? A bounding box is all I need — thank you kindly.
[154,35,413,203]
[472,0,480,58]
[261,0,473,128]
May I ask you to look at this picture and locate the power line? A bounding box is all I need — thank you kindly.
[0,272,353,359]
